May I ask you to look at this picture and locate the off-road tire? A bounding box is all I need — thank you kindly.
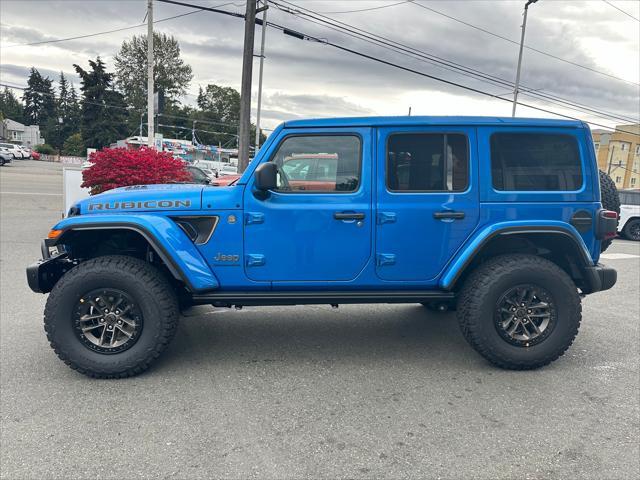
[44,255,179,378]
[599,170,620,252]
[622,218,640,241]
[457,254,581,370]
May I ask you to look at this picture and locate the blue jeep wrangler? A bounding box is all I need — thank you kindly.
[27,116,619,377]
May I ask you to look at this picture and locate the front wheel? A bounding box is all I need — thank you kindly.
[44,255,179,378]
[457,254,581,370]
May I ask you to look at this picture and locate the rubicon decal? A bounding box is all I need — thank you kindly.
[88,200,192,210]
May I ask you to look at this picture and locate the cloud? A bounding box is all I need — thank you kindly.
[0,0,637,130]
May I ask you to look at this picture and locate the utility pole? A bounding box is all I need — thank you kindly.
[254,0,268,152]
[607,145,616,175]
[238,0,257,172]
[147,0,155,147]
[512,0,538,117]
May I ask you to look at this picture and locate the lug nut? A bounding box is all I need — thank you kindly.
[527,309,532,314]
[99,318,105,323]
[117,320,122,325]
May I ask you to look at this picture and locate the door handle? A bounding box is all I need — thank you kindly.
[334,212,365,220]
[433,211,465,220]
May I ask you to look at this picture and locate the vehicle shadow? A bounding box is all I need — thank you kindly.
[157,304,481,371]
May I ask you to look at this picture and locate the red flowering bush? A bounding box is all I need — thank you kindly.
[82,147,190,195]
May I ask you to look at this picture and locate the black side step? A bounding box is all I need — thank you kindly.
[191,290,455,307]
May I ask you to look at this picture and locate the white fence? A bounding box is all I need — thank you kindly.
[39,154,85,165]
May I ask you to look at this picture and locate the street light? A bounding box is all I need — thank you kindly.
[512,0,539,117]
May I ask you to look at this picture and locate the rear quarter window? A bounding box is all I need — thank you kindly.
[491,133,583,191]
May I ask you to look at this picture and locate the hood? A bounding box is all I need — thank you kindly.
[77,184,204,213]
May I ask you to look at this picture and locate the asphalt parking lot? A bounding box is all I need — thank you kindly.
[1,160,639,479]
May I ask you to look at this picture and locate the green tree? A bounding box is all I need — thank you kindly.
[74,57,128,149]
[194,84,264,147]
[22,68,56,125]
[115,32,193,111]
[62,133,85,156]
[57,72,81,143]
[0,87,23,122]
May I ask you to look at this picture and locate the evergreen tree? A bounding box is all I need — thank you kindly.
[56,72,81,144]
[22,68,56,125]
[0,87,23,122]
[74,57,128,149]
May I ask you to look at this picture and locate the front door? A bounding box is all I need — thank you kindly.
[375,126,479,281]
[244,128,372,282]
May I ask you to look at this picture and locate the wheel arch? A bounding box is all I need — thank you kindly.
[441,224,597,293]
[50,215,219,293]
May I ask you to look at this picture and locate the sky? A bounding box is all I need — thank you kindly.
[1,0,639,133]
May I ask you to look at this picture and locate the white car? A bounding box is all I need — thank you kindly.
[618,189,640,241]
[0,143,27,159]
[18,146,32,159]
[218,164,238,176]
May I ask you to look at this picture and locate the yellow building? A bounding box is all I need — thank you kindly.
[592,124,640,190]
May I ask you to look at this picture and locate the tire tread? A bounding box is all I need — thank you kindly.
[44,255,179,379]
[457,254,582,370]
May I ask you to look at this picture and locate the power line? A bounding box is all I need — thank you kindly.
[272,0,638,124]
[601,0,640,22]
[409,0,639,86]
[316,0,414,15]
[2,2,238,48]
[158,112,239,128]
[154,0,640,136]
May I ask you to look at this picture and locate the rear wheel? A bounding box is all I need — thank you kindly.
[457,254,581,370]
[623,218,640,241]
[599,170,620,252]
[44,255,179,378]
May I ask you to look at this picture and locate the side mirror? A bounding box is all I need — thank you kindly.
[254,162,278,191]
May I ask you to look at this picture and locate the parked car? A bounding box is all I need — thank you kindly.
[618,189,640,241]
[211,173,241,186]
[0,150,12,166]
[30,150,40,160]
[18,146,32,159]
[218,164,238,176]
[185,165,211,185]
[0,143,26,159]
[27,116,619,378]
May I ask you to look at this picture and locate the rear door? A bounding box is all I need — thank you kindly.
[375,126,479,281]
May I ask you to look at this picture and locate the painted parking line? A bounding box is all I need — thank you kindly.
[600,253,640,260]
[0,191,62,196]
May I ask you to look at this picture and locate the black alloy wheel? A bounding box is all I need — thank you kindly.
[74,288,143,354]
[495,284,556,347]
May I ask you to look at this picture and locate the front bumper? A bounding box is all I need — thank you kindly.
[26,240,73,293]
[583,263,617,294]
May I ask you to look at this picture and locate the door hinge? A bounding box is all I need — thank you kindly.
[246,254,266,267]
[245,212,265,225]
[376,253,396,266]
[377,212,397,225]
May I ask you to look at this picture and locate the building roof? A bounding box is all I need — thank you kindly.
[3,119,25,131]
[284,115,584,129]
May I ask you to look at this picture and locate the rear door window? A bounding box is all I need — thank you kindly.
[387,133,469,192]
[491,133,583,191]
